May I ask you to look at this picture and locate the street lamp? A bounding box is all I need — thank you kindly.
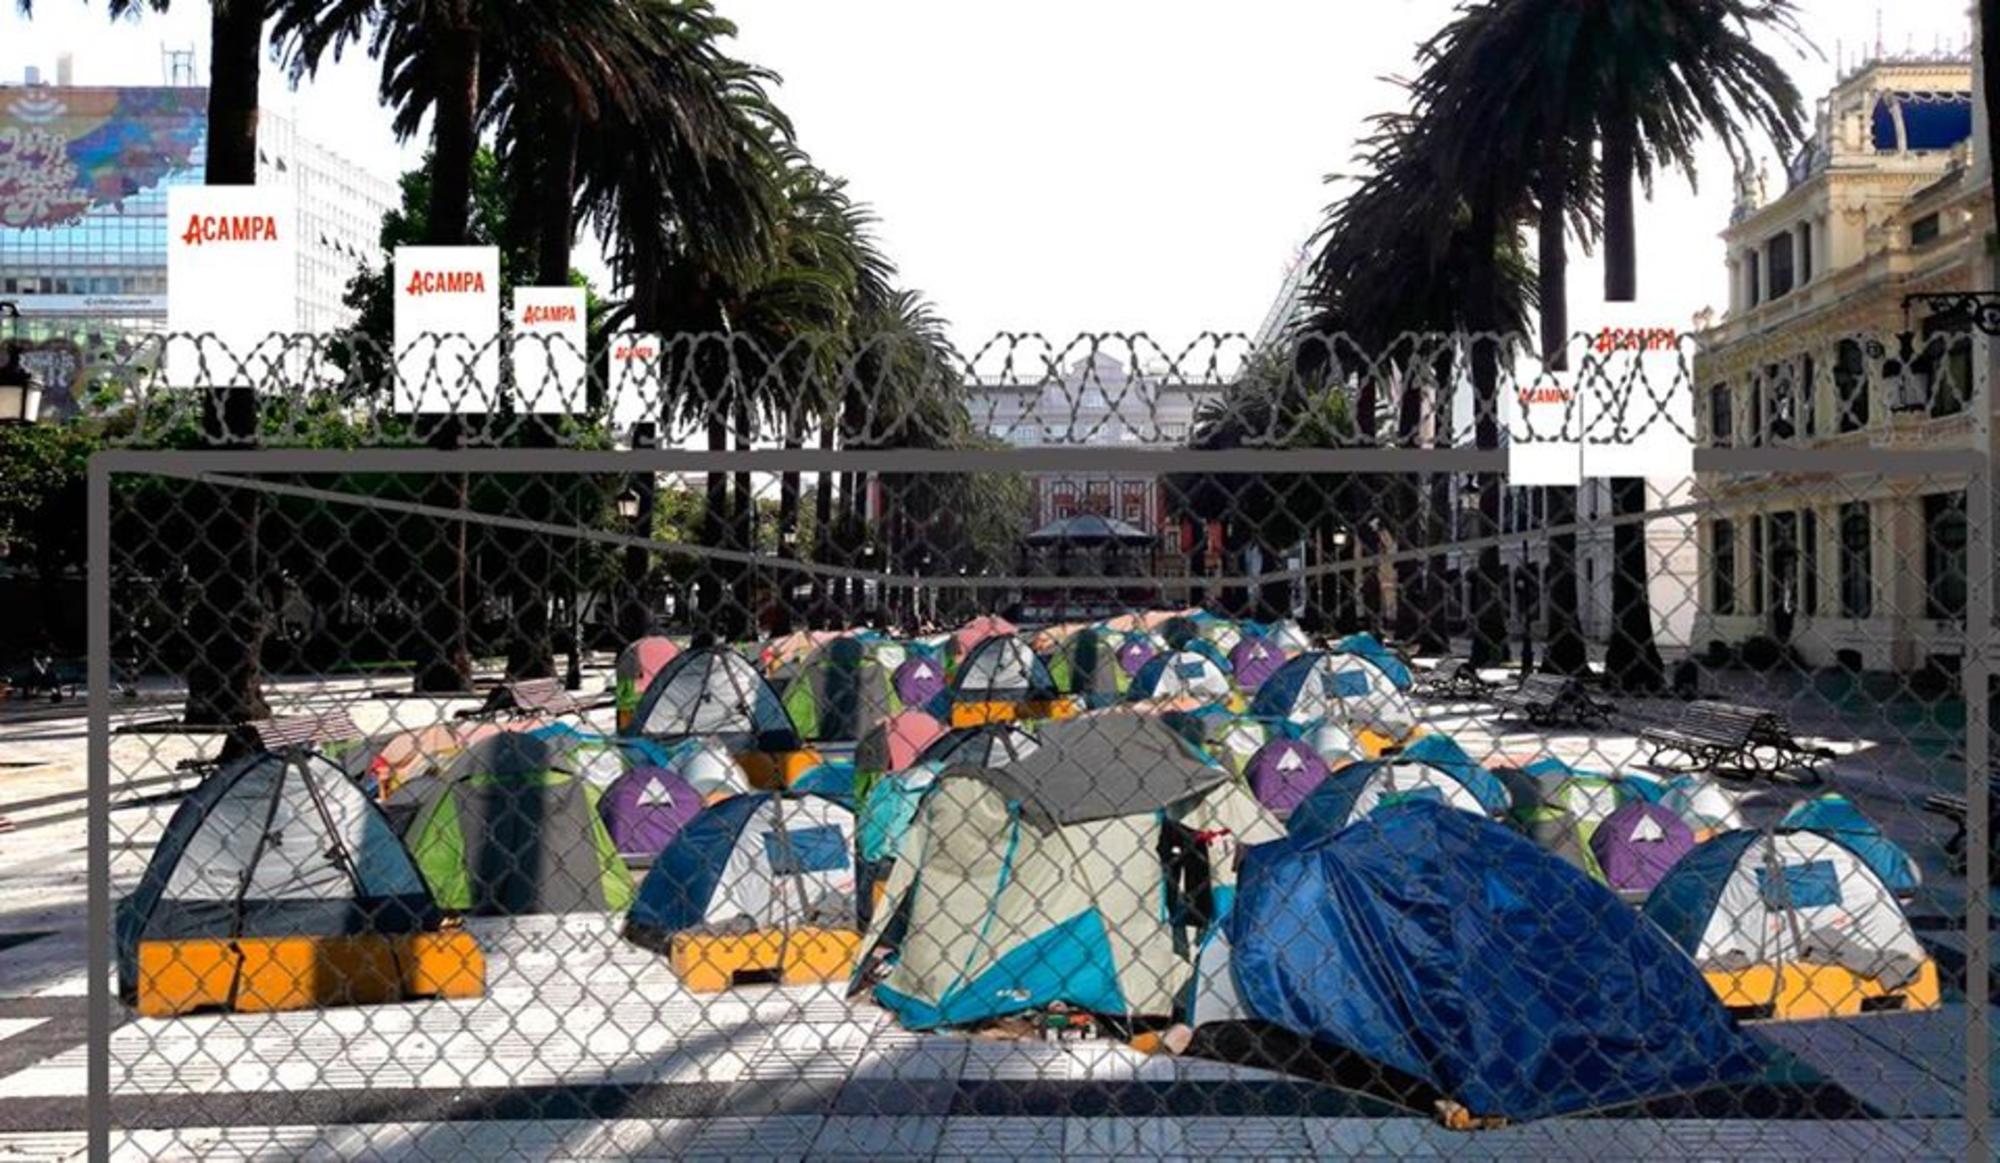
[0,305,41,427]
[614,486,642,522]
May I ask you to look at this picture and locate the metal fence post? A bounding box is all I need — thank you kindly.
[1966,325,1994,1161]
[87,454,111,1163]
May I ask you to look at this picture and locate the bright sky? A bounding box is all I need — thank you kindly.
[2,0,1981,353]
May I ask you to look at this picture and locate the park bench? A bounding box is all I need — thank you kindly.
[1417,657,1494,700]
[1639,700,1832,779]
[456,676,596,721]
[1924,777,2000,880]
[1491,673,1615,728]
[190,708,364,768]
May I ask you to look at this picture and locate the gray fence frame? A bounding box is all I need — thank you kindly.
[85,432,1996,1158]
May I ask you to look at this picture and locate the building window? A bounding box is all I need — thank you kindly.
[1747,374,1764,445]
[1928,329,1973,418]
[1768,511,1798,618]
[1799,354,1816,436]
[1709,384,1732,446]
[1924,491,1968,620]
[1765,233,1794,298]
[1802,509,1819,615]
[1798,221,1813,283]
[1745,251,1761,307]
[1712,519,1737,615]
[1834,339,1869,431]
[1749,514,1767,615]
[1910,212,1941,246]
[1839,502,1872,619]
[1766,364,1794,443]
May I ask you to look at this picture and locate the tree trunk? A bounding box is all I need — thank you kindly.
[205,0,263,185]
[535,118,580,286]
[1538,162,1590,676]
[1415,344,1454,653]
[427,14,481,246]
[776,415,801,634]
[181,387,271,725]
[414,417,474,692]
[812,417,835,625]
[1391,364,1425,642]
[179,0,270,725]
[731,394,756,635]
[617,428,658,643]
[701,415,729,629]
[1600,111,1664,689]
[1466,193,1509,666]
[1602,118,1637,303]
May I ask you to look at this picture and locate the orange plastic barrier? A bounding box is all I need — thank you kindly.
[668,926,861,993]
[1703,959,1941,1021]
[134,929,485,1017]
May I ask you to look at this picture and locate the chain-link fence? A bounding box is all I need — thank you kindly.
[50,330,1995,1158]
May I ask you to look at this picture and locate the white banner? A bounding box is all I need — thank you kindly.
[510,285,586,414]
[393,245,500,414]
[165,185,298,386]
[1578,305,1694,478]
[606,331,664,432]
[1505,364,1582,486]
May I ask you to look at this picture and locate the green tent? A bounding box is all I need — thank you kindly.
[402,733,634,915]
[782,636,908,743]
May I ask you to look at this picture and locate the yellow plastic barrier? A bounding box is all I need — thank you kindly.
[1703,959,1940,1021]
[668,926,862,993]
[135,929,485,1017]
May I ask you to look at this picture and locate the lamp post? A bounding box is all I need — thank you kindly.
[0,304,42,427]
[1329,525,1352,633]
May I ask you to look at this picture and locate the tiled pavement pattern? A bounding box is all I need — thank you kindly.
[0,665,1993,1160]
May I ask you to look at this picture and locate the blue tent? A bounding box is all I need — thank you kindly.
[1287,736,1511,839]
[1331,632,1414,690]
[1226,802,1761,1121]
[624,792,856,950]
[1778,793,1921,896]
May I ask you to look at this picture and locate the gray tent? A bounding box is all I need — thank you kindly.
[400,733,634,915]
[863,709,1282,1028]
[117,750,438,1007]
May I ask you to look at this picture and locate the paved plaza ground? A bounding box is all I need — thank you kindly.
[0,659,1993,1160]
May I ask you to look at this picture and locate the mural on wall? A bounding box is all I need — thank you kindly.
[0,87,206,229]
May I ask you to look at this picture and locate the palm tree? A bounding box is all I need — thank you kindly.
[20,0,282,721]
[1301,111,1534,659]
[1417,0,1806,688]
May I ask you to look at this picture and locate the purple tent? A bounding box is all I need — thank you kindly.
[1116,635,1159,678]
[1246,738,1333,814]
[893,656,947,709]
[599,765,704,863]
[1589,800,1695,897]
[1230,636,1287,693]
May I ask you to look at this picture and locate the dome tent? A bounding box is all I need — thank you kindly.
[1228,634,1289,694]
[625,646,811,788]
[1643,828,1940,1020]
[1251,651,1419,752]
[1195,801,1761,1122]
[1244,737,1334,814]
[782,634,908,743]
[117,749,483,1016]
[861,711,1281,1029]
[1778,792,1920,898]
[625,792,857,948]
[614,636,681,732]
[1589,800,1697,901]
[598,764,705,866]
[400,733,635,916]
[1129,642,1239,708]
[947,633,1070,728]
[1287,735,1510,839]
